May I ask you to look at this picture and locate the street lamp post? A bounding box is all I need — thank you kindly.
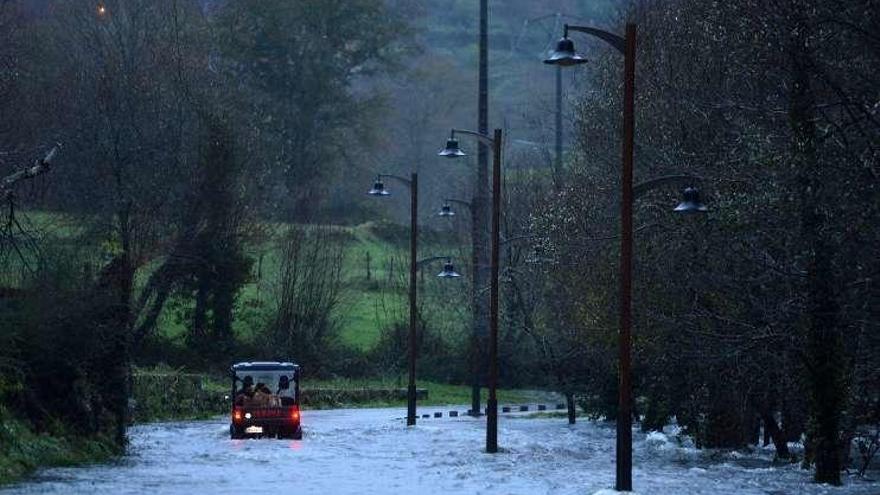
[439,128,503,453]
[545,23,635,491]
[370,175,469,427]
[546,23,708,492]
[368,172,419,426]
[437,193,480,416]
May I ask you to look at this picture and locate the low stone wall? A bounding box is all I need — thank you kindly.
[131,370,430,421]
[131,371,227,423]
[300,388,428,407]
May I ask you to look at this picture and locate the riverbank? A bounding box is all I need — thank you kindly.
[0,408,119,486]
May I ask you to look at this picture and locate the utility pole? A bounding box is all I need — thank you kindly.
[469,0,490,417]
[554,65,563,190]
[407,173,419,427]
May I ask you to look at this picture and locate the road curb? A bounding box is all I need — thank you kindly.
[401,403,565,421]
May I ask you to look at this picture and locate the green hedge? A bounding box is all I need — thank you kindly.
[131,369,228,423]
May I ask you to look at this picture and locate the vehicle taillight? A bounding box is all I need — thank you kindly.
[290,406,300,422]
[233,407,243,423]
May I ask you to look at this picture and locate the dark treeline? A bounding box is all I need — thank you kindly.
[0,0,407,459]
[498,0,879,485]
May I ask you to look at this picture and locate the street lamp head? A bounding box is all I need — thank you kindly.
[438,137,466,158]
[544,37,588,66]
[437,259,461,278]
[367,178,390,196]
[674,187,708,214]
[438,204,455,217]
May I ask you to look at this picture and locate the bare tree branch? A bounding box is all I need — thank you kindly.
[1,143,62,201]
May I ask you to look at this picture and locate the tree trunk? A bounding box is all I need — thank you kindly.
[789,18,844,485]
[761,410,791,459]
[94,253,134,446]
[750,414,761,447]
[212,275,235,358]
[566,393,576,425]
[190,275,210,355]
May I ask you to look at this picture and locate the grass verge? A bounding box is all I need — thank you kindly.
[0,408,119,486]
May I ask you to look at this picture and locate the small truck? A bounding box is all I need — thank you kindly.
[230,361,302,440]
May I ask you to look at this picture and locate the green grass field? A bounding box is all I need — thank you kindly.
[224,221,456,351]
[11,211,465,353]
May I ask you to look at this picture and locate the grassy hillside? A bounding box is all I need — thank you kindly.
[9,210,468,355]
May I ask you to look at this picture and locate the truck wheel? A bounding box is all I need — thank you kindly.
[230,424,245,439]
[291,427,302,440]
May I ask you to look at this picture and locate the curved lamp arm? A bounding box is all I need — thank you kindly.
[451,128,496,148]
[565,24,625,54]
[444,198,473,209]
[416,256,454,269]
[377,173,413,188]
[633,174,704,199]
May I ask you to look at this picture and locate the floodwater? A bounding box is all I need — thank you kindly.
[3,407,878,495]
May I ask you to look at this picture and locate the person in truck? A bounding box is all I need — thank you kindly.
[276,375,295,406]
[235,376,254,406]
[251,383,272,407]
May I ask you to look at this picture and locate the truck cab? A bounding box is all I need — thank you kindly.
[230,361,302,440]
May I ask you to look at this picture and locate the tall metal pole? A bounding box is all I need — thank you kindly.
[486,128,502,454]
[554,65,563,190]
[470,0,490,418]
[616,23,636,492]
[407,172,419,426]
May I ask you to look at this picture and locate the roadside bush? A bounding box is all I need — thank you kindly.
[0,246,130,445]
[0,406,117,485]
[261,226,347,376]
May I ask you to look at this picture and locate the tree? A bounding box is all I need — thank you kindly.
[527,0,879,482]
[214,0,406,220]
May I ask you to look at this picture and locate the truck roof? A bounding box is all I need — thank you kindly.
[231,361,299,371]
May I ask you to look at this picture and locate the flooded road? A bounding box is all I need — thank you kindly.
[3,406,878,495]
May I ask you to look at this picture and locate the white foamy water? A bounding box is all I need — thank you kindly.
[3,407,878,495]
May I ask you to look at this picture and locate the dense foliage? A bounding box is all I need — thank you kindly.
[502,0,879,484]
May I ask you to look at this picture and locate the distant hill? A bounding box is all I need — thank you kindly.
[370,0,623,190]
